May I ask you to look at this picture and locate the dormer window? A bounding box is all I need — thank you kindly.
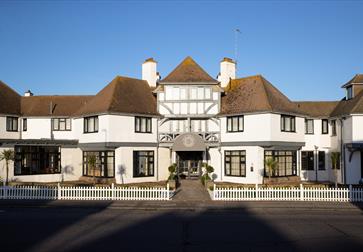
[347,86,353,100]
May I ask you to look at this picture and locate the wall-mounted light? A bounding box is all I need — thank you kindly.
[250,163,254,172]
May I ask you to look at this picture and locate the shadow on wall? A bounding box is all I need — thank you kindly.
[1,202,362,252]
[117,164,126,184]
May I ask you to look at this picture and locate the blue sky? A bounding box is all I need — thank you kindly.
[0,1,362,100]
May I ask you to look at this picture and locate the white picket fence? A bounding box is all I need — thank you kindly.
[0,183,171,201]
[213,184,363,202]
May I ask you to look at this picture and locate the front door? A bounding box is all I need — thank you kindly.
[177,151,203,179]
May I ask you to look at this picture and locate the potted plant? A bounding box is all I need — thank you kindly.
[87,154,97,185]
[167,163,177,189]
[201,163,214,188]
[0,149,14,186]
[265,157,278,180]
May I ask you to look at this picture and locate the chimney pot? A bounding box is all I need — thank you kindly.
[24,90,33,97]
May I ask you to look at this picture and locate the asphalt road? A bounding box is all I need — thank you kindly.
[0,201,362,252]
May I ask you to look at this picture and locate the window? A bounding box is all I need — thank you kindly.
[322,119,329,134]
[14,146,61,175]
[227,116,244,132]
[83,151,114,178]
[135,117,152,133]
[52,118,71,131]
[264,151,297,177]
[133,151,154,177]
[347,86,353,100]
[331,120,337,136]
[6,117,18,132]
[84,116,98,133]
[305,119,314,134]
[281,115,295,132]
[225,150,246,177]
[301,151,314,170]
[318,151,325,170]
[22,118,27,131]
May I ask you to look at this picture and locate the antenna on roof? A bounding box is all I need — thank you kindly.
[234,28,242,72]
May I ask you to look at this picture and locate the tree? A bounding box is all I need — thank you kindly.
[331,152,340,188]
[87,154,97,185]
[0,149,14,186]
[265,157,278,180]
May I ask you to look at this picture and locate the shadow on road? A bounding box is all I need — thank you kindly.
[1,200,363,251]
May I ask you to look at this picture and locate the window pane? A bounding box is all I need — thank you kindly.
[135,118,140,132]
[285,117,291,131]
[146,118,151,132]
[94,117,98,131]
[205,88,211,99]
[89,118,94,132]
[232,117,238,131]
[227,118,232,132]
[59,119,66,130]
[197,87,204,99]
[66,119,71,130]
[190,88,197,99]
[180,88,187,99]
[238,116,243,131]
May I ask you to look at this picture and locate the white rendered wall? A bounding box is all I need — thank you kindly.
[114,146,158,184]
[77,115,157,143]
[220,113,305,143]
[352,115,363,141]
[157,147,171,181]
[301,119,333,182]
[218,146,264,184]
[1,147,82,183]
[0,116,20,139]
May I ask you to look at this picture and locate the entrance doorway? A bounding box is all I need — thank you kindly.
[177,151,203,179]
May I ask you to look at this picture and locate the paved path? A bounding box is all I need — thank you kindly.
[173,179,211,202]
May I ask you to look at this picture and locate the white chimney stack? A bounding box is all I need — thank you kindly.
[142,58,158,87]
[218,57,236,88]
[24,90,33,97]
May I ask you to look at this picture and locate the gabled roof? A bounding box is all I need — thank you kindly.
[159,56,218,84]
[0,81,21,115]
[76,76,159,116]
[21,95,93,117]
[294,101,339,118]
[330,90,363,117]
[341,74,363,88]
[220,75,301,116]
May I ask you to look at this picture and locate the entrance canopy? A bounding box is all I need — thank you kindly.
[172,133,206,152]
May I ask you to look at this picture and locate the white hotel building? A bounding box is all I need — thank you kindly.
[1,57,363,185]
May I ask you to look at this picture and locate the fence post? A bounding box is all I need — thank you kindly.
[300,184,304,201]
[57,183,61,200]
[349,184,353,202]
[167,183,170,200]
[255,184,259,201]
[213,183,216,200]
[4,186,8,200]
[111,183,115,200]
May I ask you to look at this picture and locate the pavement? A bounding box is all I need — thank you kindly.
[0,180,363,251]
